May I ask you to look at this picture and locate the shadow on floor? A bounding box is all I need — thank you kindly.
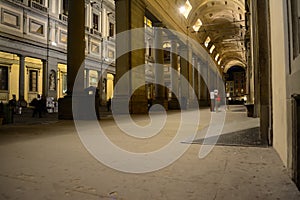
[191,127,268,147]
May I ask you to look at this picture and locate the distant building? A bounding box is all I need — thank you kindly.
[0,0,115,105]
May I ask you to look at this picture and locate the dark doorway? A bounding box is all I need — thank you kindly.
[292,94,300,190]
[225,66,246,105]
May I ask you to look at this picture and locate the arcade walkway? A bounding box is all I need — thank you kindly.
[0,107,299,199]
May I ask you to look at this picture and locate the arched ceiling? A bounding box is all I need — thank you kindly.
[145,0,247,73]
[188,0,247,72]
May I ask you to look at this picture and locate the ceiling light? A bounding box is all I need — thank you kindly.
[210,45,215,54]
[204,36,211,47]
[215,53,219,61]
[179,0,192,19]
[192,19,203,32]
[179,6,186,14]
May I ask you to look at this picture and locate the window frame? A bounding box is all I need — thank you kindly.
[0,66,9,91]
[29,69,38,92]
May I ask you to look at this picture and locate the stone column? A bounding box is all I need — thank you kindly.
[192,55,199,108]
[199,59,209,106]
[114,0,148,114]
[85,68,90,88]
[256,0,272,144]
[188,47,193,104]
[18,55,25,103]
[153,22,167,109]
[42,59,48,97]
[168,38,180,110]
[58,0,85,119]
[97,70,106,106]
[180,46,189,109]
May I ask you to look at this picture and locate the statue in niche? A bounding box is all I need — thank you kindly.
[49,70,56,91]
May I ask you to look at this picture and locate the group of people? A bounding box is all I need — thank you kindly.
[9,94,47,118]
[30,94,46,118]
[210,90,221,112]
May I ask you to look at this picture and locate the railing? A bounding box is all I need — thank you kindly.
[29,0,47,13]
[12,0,24,4]
[90,29,102,37]
[59,14,68,23]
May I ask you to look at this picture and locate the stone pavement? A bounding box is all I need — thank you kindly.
[0,106,299,199]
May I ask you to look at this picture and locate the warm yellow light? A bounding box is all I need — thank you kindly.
[179,6,186,14]
[204,36,211,47]
[192,19,203,32]
[210,45,215,54]
[215,53,219,61]
[179,0,192,19]
[218,59,222,65]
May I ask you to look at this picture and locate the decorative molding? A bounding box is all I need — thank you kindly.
[29,18,45,36]
[1,8,21,29]
[59,13,68,23]
[28,0,48,13]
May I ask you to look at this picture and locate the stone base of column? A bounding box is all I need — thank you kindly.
[199,99,210,107]
[168,98,180,110]
[112,95,148,114]
[130,99,148,114]
[189,99,200,109]
[153,98,168,111]
[58,95,73,120]
[111,95,130,114]
[58,94,100,120]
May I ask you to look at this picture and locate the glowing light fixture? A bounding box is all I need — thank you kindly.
[215,53,219,61]
[51,41,57,46]
[210,45,215,54]
[192,18,203,32]
[179,0,192,19]
[204,36,211,47]
[218,59,222,65]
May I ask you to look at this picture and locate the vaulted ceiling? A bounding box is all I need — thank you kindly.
[146,0,247,73]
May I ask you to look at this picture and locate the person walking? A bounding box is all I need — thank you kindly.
[31,94,43,118]
[107,98,112,112]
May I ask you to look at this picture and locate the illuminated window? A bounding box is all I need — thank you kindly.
[210,45,215,54]
[179,0,192,19]
[144,16,153,27]
[29,70,38,92]
[192,19,202,32]
[0,66,8,91]
[204,36,211,47]
[62,72,67,94]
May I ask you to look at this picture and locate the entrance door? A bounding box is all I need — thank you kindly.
[292,94,300,189]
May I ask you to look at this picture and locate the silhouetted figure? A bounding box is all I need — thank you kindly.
[8,95,17,114]
[31,94,43,118]
[107,98,112,112]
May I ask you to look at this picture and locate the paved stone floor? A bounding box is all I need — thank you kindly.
[0,106,299,200]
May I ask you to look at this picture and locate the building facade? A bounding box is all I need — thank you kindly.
[0,0,115,106]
